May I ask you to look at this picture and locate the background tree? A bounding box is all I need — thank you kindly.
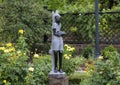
[0,0,51,55]
[46,0,95,13]
[100,0,120,10]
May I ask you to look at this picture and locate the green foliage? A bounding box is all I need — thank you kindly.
[24,54,85,84]
[69,72,88,85]
[17,33,29,52]
[82,45,94,59]
[25,55,51,85]
[0,0,51,51]
[61,14,97,43]
[46,0,95,13]
[47,0,66,11]
[46,0,120,13]
[80,46,120,85]
[0,32,28,85]
[102,45,118,59]
[63,44,85,75]
[75,15,96,42]
[100,0,120,10]
[63,56,85,75]
[24,55,85,84]
[100,13,120,38]
[112,3,120,11]
[61,12,120,43]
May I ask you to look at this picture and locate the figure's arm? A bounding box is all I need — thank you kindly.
[53,28,61,37]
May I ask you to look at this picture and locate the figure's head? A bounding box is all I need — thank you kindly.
[55,16,60,23]
[52,10,61,24]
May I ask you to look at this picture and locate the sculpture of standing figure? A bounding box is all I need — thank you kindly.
[50,10,65,73]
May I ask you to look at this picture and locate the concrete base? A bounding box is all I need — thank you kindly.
[49,71,69,85]
[49,71,66,78]
[49,76,68,85]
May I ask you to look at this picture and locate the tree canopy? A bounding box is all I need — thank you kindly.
[0,0,51,43]
[45,0,120,13]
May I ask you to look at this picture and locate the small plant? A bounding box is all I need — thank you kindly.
[102,45,118,59]
[82,45,94,59]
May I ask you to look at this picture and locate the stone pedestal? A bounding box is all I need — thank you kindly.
[49,71,69,85]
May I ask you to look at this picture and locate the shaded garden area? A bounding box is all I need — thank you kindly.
[0,0,120,85]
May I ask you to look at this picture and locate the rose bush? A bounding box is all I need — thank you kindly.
[0,29,28,85]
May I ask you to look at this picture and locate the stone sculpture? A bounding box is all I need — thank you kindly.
[49,10,65,73]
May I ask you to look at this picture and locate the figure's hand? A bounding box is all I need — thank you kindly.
[53,29,61,37]
[61,31,66,35]
[57,31,66,36]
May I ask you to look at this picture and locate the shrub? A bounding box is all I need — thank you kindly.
[25,55,51,85]
[0,29,28,85]
[82,45,94,59]
[102,45,118,59]
[63,56,85,75]
[80,46,120,85]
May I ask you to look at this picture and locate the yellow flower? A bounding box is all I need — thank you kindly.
[72,47,75,51]
[64,54,71,60]
[23,53,26,55]
[9,47,15,52]
[3,80,6,84]
[17,50,21,54]
[98,55,103,60]
[69,47,75,51]
[65,56,70,60]
[99,71,103,74]
[0,47,5,51]
[6,43,12,47]
[33,54,39,58]
[4,49,9,53]
[28,67,34,72]
[19,29,24,34]
[68,54,72,57]
[64,44,68,47]
[68,48,72,51]
[64,54,67,57]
